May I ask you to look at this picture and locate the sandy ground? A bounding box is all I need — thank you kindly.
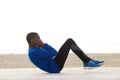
[0,68,120,80]
[0,53,120,80]
[0,53,120,68]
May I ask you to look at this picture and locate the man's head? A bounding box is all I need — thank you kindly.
[26,32,44,48]
[26,32,39,44]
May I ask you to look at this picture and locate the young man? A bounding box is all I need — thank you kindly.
[26,32,104,73]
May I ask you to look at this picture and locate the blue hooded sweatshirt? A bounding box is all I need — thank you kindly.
[28,43,60,73]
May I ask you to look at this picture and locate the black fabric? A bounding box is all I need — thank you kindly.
[54,38,91,71]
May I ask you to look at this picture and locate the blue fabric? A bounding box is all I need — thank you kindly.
[28,43,60,73]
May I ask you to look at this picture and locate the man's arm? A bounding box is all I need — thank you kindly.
[43,43,58,56]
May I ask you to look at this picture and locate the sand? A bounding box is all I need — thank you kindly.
[0,53,120,68]
[0,68,120,80]
[0,53,120,80]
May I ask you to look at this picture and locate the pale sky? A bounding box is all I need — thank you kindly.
[0,0,120,54]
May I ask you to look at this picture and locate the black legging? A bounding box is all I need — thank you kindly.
[54,38,91,71]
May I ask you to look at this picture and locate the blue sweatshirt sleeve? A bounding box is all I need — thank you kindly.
[43,43,58,56]
[30,43,58,58]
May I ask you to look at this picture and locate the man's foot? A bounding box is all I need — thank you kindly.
[91,59,104,65]
[84,61,100,69]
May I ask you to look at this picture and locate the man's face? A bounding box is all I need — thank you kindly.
[30,35,41,44]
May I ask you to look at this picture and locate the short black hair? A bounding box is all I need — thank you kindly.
[26,32,38,43]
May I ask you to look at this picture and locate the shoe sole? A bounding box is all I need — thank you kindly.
[98,62,104,65]
[83,66,100,69]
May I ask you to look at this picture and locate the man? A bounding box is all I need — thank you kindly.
[26,32,104,73]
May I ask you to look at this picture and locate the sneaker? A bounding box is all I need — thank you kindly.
[84,61,100,69]
[91,59,104,65]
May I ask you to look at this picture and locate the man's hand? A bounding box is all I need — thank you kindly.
[30,38,44,47]
[39,39,44,47]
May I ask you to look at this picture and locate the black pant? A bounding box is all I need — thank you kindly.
[54,38,91,71]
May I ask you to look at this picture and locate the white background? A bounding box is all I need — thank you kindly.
[0,0,120,54]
